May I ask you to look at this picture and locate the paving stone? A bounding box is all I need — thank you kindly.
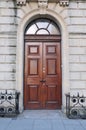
[33,119,51,129]
[0,118,12,130]
[6,119,34,130]
[0,111,85,130]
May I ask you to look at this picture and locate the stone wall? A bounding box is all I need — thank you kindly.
[16,0,86,97]
[0,0,86,110]
[68,1,86,95]
[0,0,17,89]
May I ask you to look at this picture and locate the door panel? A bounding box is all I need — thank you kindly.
[24,42,61,109]
[43,43,61,109]
[47,59,56,74]
[24,42,42,109]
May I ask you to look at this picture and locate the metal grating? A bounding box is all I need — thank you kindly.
[66,93,86,119]
[0,90,20,117]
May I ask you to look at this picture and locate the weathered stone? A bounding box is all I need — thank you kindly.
[69,55,80,63]
[69,47,86,55]
[0,0,86,112]
[70,81,86,89]
[69,39,86,47]
[81,72,86,80]
[70,72,81,80]
[0,47,16,55]
[0,64,16,72]
[70,64,86,71]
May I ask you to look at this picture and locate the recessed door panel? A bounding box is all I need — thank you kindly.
[29,59,38,75]
[47,59,56,75]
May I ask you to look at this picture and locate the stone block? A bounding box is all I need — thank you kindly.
[0,64,16,72]
[48,3,63,13]
[70,17,86,25]
[80,56,86,63]
[1,9,15,16]
[65,18,70,25]
[69,35,86,39]
[70,81,86,89]
[69,55,80,63]
[0,38,16,46]
[0,1,15,8]
[60,9,68,19]
[5,55,16,63]
[0,55,16,63]
[0,73,4,80]
[0,47,16,55]
[0,72,15,81]
[69,39,86,47]
[68,25,86,33]
[81,72,86,80]
[69,2,78,8]
[69,9,84,17]
[5,73,16,81]
[0,81,16,89]
[17,9,25,19]
[0,25,17,32]
[83,10,86,16]
[78,2,86,9]
[69,64,86,71]
[70,72,81,80]
[0,17,15,24]
[69,47,86,55]
[0,55,6,63]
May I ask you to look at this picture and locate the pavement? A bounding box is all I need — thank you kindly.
[0,110,86,130]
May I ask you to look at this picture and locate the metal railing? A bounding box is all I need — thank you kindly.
[0,90,20,117]
[66,93,86,119]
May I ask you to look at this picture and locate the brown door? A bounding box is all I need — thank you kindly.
[24,41,61,109]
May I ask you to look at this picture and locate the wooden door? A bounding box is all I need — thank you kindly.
[24,41,61,109]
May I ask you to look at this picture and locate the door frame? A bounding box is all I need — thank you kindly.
[16,11,69,113]
[24,35,62,109]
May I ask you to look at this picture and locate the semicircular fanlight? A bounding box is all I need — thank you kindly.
[25,18,61,35]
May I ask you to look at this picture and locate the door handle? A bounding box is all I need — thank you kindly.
[40,79,46,82]
[43,79,46,82]
[40,80,43,82]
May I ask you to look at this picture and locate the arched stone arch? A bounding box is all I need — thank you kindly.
[16,9,69,112]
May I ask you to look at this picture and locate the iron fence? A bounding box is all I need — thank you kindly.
[0,90,20,117]
[66,93,86,119]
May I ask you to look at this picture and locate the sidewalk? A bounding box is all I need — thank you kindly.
[0,110,86,130]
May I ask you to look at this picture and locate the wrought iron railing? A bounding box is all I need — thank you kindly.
[0,90,20,117]
[66,93,86,119]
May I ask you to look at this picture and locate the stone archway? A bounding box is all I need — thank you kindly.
[16,9,69,112]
